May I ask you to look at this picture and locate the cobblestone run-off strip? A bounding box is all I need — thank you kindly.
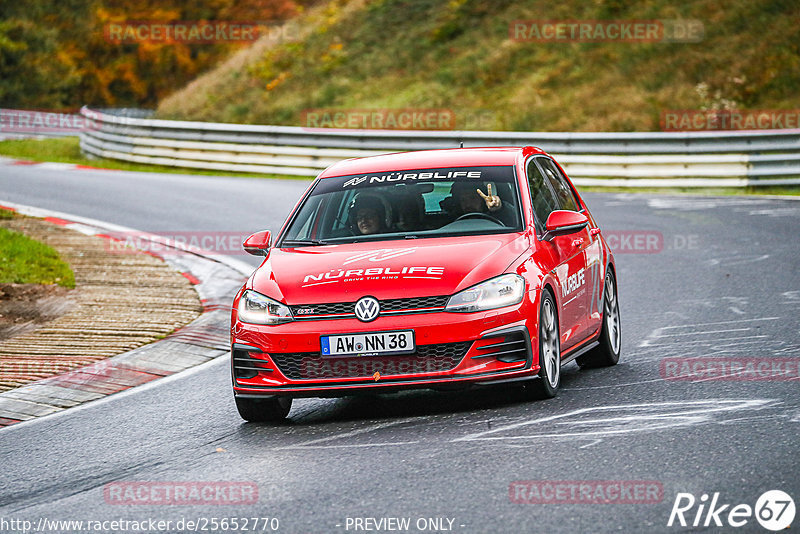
[0,202,250,426]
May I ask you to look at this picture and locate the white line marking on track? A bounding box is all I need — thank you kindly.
[639,317,779,347]
[697,339,767,348]
[658,317,780,330]
[691,374,753,384]
[282,417,419,449]
[36,162,75,171]
[567,377,666,390]
[705,254,769,267]
[0,353,229,433]
[280,441,421,450]
[452,399,774,443]
[652,327,752,338]
[641,335,768,348]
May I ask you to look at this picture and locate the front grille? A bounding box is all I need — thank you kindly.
[292,302,351,316]
[290,295,449,318]
[270,342,470,380]
[382,295,449,311]
[472,330,529,363]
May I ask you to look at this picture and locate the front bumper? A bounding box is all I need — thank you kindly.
[231,302,541,398]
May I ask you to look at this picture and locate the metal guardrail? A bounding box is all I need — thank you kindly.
[79,107,800,187]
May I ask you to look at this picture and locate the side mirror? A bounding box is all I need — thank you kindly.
[243,230,272,256]
[541,211,589,241]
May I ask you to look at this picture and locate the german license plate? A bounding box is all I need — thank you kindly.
[321,330,415,357]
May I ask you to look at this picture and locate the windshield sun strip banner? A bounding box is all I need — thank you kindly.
[314,165,517,194]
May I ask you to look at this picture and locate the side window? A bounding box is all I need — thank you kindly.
[539,158,580,212]
[527,158,560,233]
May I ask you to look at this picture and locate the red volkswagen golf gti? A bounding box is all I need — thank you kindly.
[231,147,620,421]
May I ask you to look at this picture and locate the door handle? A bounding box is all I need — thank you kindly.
[590,228,601,236]
[572,238,584,247]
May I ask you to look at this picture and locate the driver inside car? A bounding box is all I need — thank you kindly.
[448,181,515,226]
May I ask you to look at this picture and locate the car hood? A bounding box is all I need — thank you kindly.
[250,233,529,304]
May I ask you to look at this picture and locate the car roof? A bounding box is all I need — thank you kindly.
[318,146,546,179]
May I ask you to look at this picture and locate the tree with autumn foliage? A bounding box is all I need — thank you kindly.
[0,0,304,110]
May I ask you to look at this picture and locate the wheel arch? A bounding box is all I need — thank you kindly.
[603,260,618,300]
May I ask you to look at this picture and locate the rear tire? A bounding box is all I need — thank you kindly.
[577,270,621,369]
[523,290,560,399]
[235,396,292,422]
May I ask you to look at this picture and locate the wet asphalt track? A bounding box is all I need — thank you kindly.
[1,165,799,533]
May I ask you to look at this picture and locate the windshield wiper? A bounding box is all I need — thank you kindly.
[281,238,328,246]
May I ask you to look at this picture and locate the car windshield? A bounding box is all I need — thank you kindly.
[280,165,523,245]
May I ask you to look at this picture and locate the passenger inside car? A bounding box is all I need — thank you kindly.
[348,194,388,235]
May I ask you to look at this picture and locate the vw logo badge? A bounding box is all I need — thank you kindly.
[354,296,380,322]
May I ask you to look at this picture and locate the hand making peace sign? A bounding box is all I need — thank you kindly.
[476,183,502,212]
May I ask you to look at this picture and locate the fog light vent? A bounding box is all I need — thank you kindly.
[472,330,528,363]
[233,347,273,379]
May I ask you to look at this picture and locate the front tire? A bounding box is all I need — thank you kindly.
[524,290,561,399]
[235,396,292,422]
[577,270,621,368]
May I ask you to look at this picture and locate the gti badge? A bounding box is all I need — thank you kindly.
[354,296,380,322]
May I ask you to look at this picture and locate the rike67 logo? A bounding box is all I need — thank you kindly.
[668,490,795,531]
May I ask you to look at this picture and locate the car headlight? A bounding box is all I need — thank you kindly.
[445,274,525,313]
[237,290,293,325]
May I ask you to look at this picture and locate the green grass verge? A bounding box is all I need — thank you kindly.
[0,137,310,180]
[0,226,76,288]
